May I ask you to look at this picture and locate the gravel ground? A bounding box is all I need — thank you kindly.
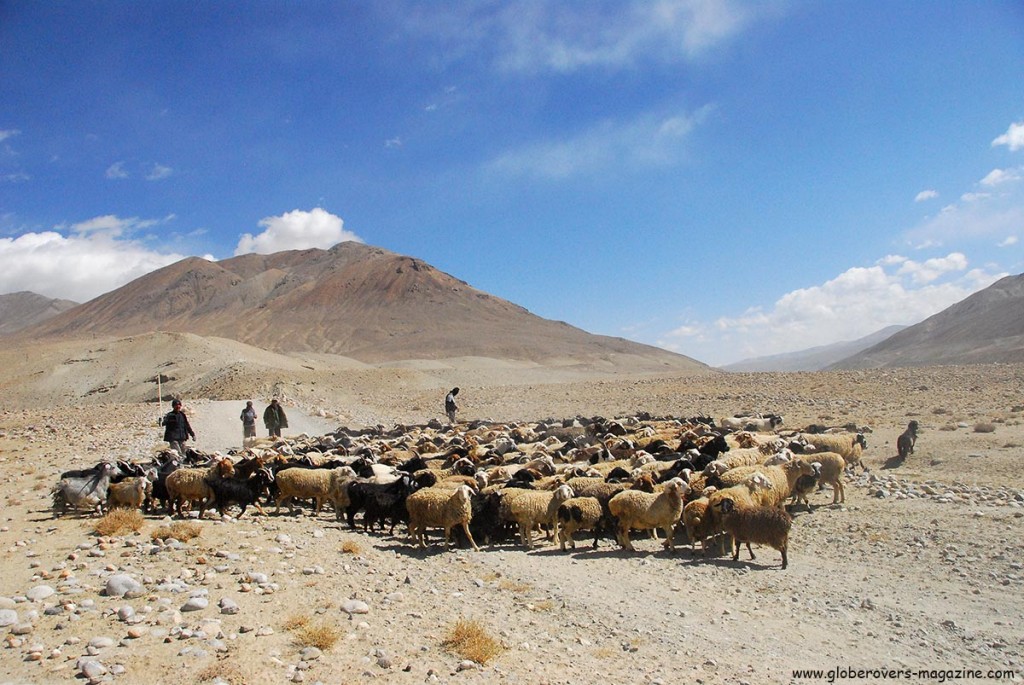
[1,365,1023,684]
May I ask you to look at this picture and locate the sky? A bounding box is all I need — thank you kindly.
[1,1,1023,367]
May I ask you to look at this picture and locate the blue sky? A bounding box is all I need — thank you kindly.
[1,1,1022,366]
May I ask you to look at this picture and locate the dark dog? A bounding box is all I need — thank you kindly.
[896,420,919,461]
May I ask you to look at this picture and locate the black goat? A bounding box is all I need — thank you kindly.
[208,468,275,517]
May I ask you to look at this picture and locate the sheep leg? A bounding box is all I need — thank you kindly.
[618,526,635,551]
[519,522,534,549]
[460,522,480,551]
[660,525,675,551]
[732,537,741,562]
[780,544,788,569]
[745,542,756,560]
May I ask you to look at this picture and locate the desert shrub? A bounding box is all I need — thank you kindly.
[294,622,341,651]
[339,540,362,555]
[973,422,996,434]
[441,618,504,665]
[94,509,144,536]
[283,613,340,651]
[194,659,248,684]
[931,407,948,415]
[151,521,202,542]
[939,424,958,432]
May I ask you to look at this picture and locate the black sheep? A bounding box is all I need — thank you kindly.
[208,468,275,517]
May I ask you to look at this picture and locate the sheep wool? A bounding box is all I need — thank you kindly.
[608,477,690,552]
[405,484,478,551]
[715,496,793,569]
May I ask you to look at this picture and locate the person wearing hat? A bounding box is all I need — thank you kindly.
[162,398,196,456]
[240,400,258,443]
[263,398,289,438]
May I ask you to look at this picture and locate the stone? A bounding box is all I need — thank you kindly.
[88,636,116,649]
[218,598,240,615]
[0,609,17,627]
[26,585,55,601]
[79,660,107,679]
[105,574,143,598]
[341,599,370,616]
[181,597,209,612]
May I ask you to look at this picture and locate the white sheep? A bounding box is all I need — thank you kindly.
[799,432,868,472]
[498,484,575,549]
[405,484,478,551]
[607,477,690,552]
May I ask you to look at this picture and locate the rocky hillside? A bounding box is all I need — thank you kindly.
[13,242,705,371]
[723,325,905,372]
[0,291,78,335]
[833,273,1024,368]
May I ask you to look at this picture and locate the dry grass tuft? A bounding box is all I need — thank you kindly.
[283,613,341,651]
[498,579,531,593]
[441,618,504,665]
[194,658,248,684]
[94,509,144,536]
[973,422,997,434]
[151,521,202,542]
[294,622,342,651]
[339,539,362,555]
[282,614,310,631]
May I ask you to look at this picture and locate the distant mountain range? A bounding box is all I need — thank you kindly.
[5,244,1023,371]
[722,325,907,372]
[831,272,1024,369]
[7,242,705,372]
[0,291,78,335]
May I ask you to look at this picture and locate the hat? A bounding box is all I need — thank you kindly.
[172,399,182,407]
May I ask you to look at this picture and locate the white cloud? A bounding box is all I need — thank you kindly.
[998,236,1018,248]
[914,189,938,202]
[398,0,767,74]
[487,105,712,179]
[146,163,173,181]
[234,208,364,256]
[656,253,1006,366]
[105,162,129,179]
[385,137,403,149]
[992,121,1024,151]
[0,216,186,302]
[1,172,30,183]
[980,167,1022,186]
[0,129,20,142]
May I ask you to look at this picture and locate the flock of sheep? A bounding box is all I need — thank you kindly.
[52,413,869,570]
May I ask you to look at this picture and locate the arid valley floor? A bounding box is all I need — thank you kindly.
[1,361,1023,684]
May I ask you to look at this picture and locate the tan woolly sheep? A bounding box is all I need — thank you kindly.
[607,477,690,552]
[799,432,868,472]
[498,484,575,549]
[405,484,478,551]
[165,458,235,517]
[106,476,150,510]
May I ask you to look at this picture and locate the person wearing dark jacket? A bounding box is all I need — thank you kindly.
[240,400,258,442]
[263,398,288,438]
[162,399,195,455]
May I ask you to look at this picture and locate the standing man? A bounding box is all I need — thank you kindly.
[162,398,196,456]
[263,398,288,438]
[444,387,460,424]
[240,400,257,443]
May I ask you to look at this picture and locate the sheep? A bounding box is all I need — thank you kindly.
[803,451,847,505]
[607,477,690,552]
[788,462,821,512]
[556,496,608,550]
[405,484,479,551]
[105,476,150,510]
[799,432,868,472]
[328,466,359,519]
[897,420,919,461]
[208,467,276,517]
[498,484,575,549]
[747,460,815,509]
[719,414,782,432]
[164,458,235,518]
[346,474,417,533]
[681,489,717,556]
[273,466,336,516]
[713,496,793,569]
[52,462,120,516]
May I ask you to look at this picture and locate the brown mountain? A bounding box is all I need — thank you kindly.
[15,242,705,371]
[831,273,1024,369]
[0,291,79,335]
